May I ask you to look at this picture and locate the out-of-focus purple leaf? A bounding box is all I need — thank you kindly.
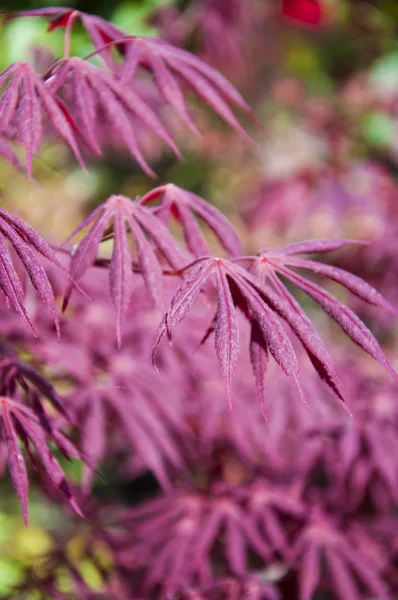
[2,402,29,525]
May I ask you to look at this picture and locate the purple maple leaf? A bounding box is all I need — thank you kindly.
[0,394,81,525]
[63,193,187,345]
[71,355,186,492]
[8,8,255,145]
[46,58,182,176]
[119,37,255,141]
[0,61,84,176]
[153,256,346,407]
[306,381,398,513]
[291,508,389,600]
[238,479,305,557]
[109,485,274,598]
[0,208,62,335]
[243,239,398,385]
[139,183,243,257]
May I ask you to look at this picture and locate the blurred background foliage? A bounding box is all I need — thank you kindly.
[1,0,398,596]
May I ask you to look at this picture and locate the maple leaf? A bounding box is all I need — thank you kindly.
[153,256,346,408]
[119,37,254,141]
[0,394,81,525]
[63,194,187,346]
[109,485,273,597]
[46,58,182,176]
[338,420,398,512]
[0,207,62,336]
[8,8,255,142]
[72,355,186,492]
[307,383,398,513]
[139,183,243,257]
[28,281,188,489]
[291,508,389,600]
[241,479,305,557]
[0,61,84,176]
[246,239,398,385]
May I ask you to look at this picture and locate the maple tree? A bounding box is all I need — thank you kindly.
[0,1,397,599]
